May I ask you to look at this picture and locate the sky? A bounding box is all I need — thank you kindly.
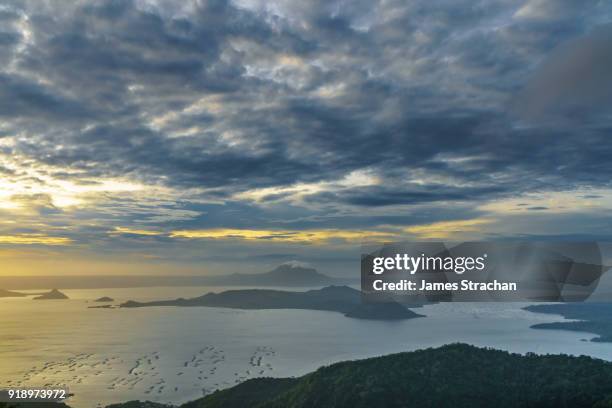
[0,0,612,276]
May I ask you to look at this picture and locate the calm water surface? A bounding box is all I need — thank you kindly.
[1,286,611,407]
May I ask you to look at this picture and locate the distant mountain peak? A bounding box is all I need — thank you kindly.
[281,260,312,268]
[268,263,319,275]
[200,262,353,287]
[263,263,332,284]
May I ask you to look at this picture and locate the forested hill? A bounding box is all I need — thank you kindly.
[182,343,612,408]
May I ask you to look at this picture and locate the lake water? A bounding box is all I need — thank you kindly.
[2,286,612,407]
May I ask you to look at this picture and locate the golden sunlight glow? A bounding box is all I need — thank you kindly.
[0,150,150,211]
[169,228,396,244]
[0,234,72,245]
[404,219,493,239]
[112,227,164,236]
[479,189,612,214]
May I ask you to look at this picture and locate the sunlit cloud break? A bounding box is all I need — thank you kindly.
[0,234,72,246]
[169,228,397,244]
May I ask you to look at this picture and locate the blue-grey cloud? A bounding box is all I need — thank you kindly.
[0,0,611,255]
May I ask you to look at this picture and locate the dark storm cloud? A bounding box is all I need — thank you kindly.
[307,184,509,207]
[0,73,95,120]
[1,0,612,227]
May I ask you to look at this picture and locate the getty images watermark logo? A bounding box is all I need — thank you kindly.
[361,242,611,302]
[372,253,488,275]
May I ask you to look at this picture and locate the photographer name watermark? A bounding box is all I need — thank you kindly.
[361,242,611,302]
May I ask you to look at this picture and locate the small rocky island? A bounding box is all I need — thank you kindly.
[120,285,423,320]
[95,296,115,302]
[33,288,69,300]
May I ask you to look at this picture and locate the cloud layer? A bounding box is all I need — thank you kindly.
[1,0,612,274]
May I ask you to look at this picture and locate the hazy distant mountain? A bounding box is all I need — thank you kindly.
[33,289,69,300]
[0,264,356,290]
[207,263,339,287]
[120,285,422,320]
[0,289,28,298]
